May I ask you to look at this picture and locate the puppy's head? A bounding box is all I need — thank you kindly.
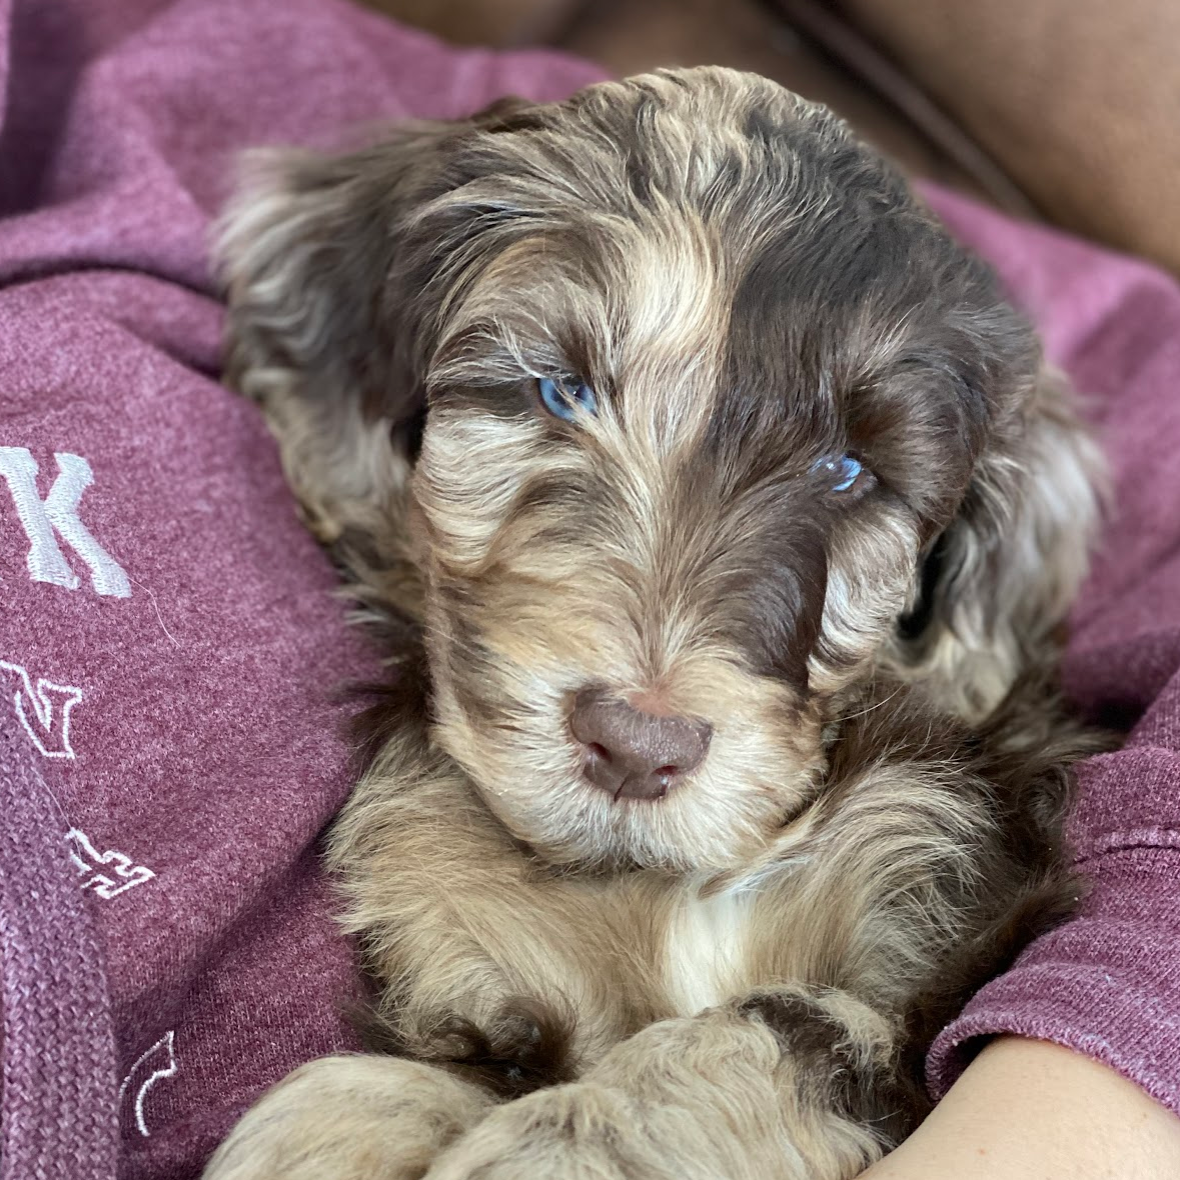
[218,68,1101,872]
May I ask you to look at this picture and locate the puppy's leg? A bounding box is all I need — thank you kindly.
[426,1081,729,1180]
[424,1014,792,1180]
[590,991,899,1179]
[426,988,900,1180]
[202,1055,494,1180]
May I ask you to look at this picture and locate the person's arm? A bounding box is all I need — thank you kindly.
[864,1036,1180,1179]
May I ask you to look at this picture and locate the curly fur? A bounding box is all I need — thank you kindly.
[204,67,1106,1180]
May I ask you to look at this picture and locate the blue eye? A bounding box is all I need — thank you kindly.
[812,453,865,492]
[538,376,598,422]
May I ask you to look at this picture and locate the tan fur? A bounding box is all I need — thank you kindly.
[201,1055,493,1180]
[205,67,1105,1180]
[883,366,1105,720]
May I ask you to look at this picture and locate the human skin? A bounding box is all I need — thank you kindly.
[862,1037,1180,1179]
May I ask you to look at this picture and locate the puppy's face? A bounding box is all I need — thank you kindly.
[402,73,1033,872]
[222,68,1095,874]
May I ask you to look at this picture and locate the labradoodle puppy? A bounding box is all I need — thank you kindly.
[204,67,1105,1180]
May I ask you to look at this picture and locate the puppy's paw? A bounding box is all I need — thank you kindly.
[389,997,575,1100]
[202,1055,492,1180]
[582,1003,890,1180]
[425,1082,697,1180]
[586,1012,806,1177]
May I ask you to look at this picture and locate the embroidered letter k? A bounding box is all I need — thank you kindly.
[0,447,130,597]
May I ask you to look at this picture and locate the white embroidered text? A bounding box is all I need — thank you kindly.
[67,828,155,898]
[0,658,83,758]
[119,1031,178,1137]
[0,447,131,597]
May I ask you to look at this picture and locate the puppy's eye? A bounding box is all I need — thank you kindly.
[812,453,868,493]
[537,376,598,422]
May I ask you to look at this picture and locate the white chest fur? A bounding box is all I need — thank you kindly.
[662,885,754,1017]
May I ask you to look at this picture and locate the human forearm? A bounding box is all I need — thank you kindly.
[863,1036,1180,1180]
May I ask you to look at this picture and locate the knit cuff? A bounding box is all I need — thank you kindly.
[926,843,1180,1117]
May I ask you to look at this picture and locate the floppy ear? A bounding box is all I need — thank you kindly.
[214,125,455,578]
[893,366,1105,721]
[214,99,539,617]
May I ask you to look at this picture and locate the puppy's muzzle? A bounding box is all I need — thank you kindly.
[570,688,712,801]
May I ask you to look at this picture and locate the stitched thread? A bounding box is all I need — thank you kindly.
[0,447,131,598]
[118,1031,178,1138]
[66,829,155,899]
[0,660,84,759]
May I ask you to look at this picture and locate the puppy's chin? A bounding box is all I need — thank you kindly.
[432,706,820,874]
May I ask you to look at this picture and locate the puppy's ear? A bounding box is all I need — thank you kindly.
[214,124,455,563]
[214,99,539,618]
[214,95,540,552]
[894,367,1104,721]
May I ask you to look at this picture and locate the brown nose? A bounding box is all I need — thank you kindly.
[570,688,711,801]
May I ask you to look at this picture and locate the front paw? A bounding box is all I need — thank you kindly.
[367,995,577,1101]
[429,1080,759,1180]
[202,1055,492,1180]
[581,1001,894,1180]
[429,1080,674,1180]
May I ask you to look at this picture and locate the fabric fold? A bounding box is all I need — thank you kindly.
[0,726,119,1180]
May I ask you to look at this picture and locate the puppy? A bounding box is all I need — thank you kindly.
[204,67,1105,1180]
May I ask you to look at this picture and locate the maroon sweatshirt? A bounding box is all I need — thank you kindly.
[1,2,1177,1177]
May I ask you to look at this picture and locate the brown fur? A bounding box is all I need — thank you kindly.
[204,68,1106,1180]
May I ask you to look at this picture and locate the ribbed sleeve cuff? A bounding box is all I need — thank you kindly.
[926,844,1180,1116]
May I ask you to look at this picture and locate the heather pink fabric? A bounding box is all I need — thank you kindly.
[0,3,600,1178]
[920,188,1180,1111]
[0,3,1178,1178]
